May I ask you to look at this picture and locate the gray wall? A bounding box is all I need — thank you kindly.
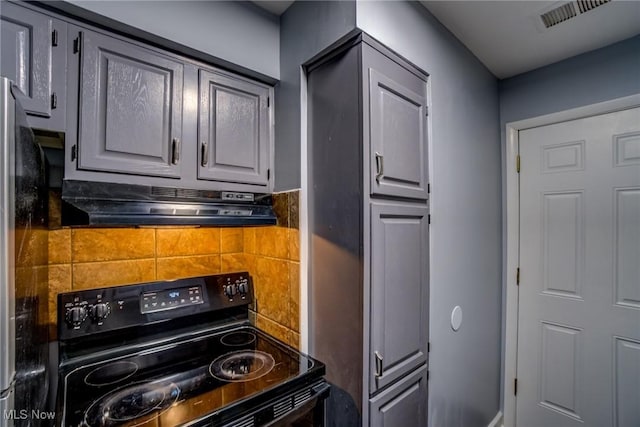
[63,0,280,78]
[275,0,357,190]
[499,34,640,125]
[497,33,640,409]
[356,2,502,426]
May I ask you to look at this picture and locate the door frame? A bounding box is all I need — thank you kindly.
[502,93,640,427]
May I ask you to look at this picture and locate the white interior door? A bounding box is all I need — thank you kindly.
[517,107,640,427]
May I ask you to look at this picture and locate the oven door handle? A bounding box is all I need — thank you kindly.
[311,382,331,399]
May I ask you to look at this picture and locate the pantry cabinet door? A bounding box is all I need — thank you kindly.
[198,69,270,188]
[76,30,183,178]
[370,202,429,393]
[364,44,428,200]
[369,364,428,427]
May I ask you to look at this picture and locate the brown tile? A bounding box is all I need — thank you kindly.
[288,331,300,350]
[49,229,71,264]
[221,253,246,273]
[243,228,256,254]
[48,264,71,327]
[48,190,62,229]
[15,228,48,267]
[73,259,155,289]
[255,226,289,259]
[289,228,300,262]
[72,229,155,262]
[255,314,289,344]
[289,262,300,333]
[156,255,221,280]
[288,190,299,229]
[220,228,243,253]
[254,257,290,327]
[272,192,289,227]
[244,254,257,278]
[156,228,220,257]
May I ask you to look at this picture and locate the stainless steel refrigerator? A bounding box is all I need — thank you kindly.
[0,77,49,426]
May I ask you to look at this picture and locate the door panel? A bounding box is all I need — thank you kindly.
[198,69,269,187]
[77,30,183,178]
[0,3,52,117]
[614,337,640,427]
[517,107,640,427]
[365,46,428,200]
[370,203,428,393]
[369,364,428,427]
[615,188,640,308]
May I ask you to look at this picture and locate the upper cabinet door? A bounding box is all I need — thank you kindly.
[370,202,429,393]
[365,46,428,200]
[198,69,270,188]
[1,3,60,121]
[77,30,183,178]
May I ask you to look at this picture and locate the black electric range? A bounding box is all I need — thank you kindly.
[55,272,328,427]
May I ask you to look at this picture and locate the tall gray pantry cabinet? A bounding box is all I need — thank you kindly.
[307,33,430,426]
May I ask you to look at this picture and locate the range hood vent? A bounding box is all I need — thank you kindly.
[61,181,276,227]
[539,0,611,29]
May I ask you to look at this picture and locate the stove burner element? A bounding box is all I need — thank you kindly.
[83,381,180,426]
[84,361,139,386]
[209,350,275,382]
[220,331,257,346]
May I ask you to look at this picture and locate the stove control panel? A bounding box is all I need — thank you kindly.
[140,285,204,313]
[58,272,254,341]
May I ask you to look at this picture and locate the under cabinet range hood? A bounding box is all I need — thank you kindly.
[61,181,277,226]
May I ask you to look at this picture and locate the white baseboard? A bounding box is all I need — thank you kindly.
[488,411,503,427]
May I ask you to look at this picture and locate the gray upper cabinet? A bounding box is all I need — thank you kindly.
[0,2,66,130]
[369,364,428,427]
[370,202,429,393]
[198,69,270,187]
[76,29,183,178]
[364,44,428,200]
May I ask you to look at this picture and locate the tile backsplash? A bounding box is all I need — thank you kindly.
[48,190,301,348]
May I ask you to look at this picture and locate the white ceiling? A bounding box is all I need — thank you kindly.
[252,0,640,79]
[420,0,640,78]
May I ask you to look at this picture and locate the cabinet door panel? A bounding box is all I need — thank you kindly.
[0,3,52,117]
[370,203,429,392]
[369,364,428,427]
[77,30,183,178]
[365,47,428,200]
[198,70,269,187]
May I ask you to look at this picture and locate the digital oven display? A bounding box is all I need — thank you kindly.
[140,286,203,314]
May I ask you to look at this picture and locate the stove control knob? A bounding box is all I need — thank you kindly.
[65,306,88,328]
[224,284,237,299]
[90,303,111,322]
[238,282,248,295]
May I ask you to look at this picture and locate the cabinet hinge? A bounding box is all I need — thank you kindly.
[425,106,429,116]
[52,29,58,47]
[516,267,520,286]
[427,183,431,194]
[427,342,430,353]
[267,169,271,180]
[516,155,521,173]
[71,145,77,162]
[428,214,431,225]
[73,37,80,54]
[50,93,57,109]
[514,378,518,396]
[427,370,430,381]
[267,97,270,108]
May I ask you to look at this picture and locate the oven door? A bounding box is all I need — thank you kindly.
[216,381,330,427]
[262,382,330,427]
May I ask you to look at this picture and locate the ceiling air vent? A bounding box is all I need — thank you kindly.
[539,0,612,29]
